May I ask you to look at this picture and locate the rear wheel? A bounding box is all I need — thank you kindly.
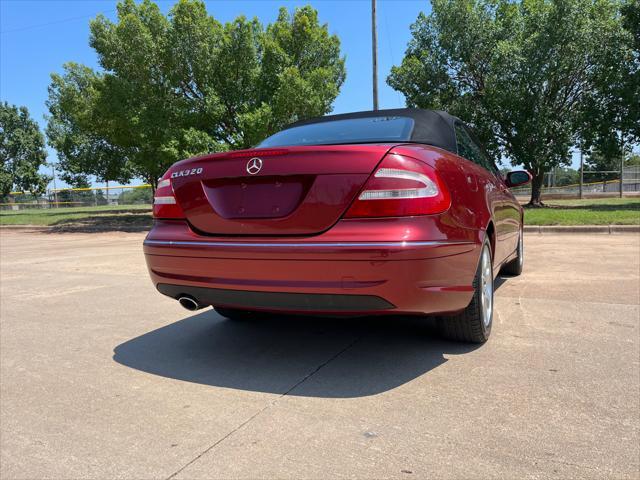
[438,240,493,343]
[501,227,524,276]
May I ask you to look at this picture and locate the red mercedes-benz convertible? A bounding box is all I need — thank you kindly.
[144,109,531,343]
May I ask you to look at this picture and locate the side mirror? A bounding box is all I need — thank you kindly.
[505,170,532,188]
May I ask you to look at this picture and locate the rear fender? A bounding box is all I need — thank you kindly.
[388,144,492,232]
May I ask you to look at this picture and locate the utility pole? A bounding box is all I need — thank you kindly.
[579,150,584,199]
[51,163,58,208]
[619,150,624,198]
[371,0,378,111]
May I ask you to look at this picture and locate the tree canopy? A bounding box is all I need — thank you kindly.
[388,0,637,205]
[47,0,346,188]
[579,0,639,159]
[47,63,132,187]
[0,102,50,198]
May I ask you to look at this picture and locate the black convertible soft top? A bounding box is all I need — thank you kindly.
[288,108,461,152]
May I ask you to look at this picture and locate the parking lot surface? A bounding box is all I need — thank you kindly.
[1,231,638,479]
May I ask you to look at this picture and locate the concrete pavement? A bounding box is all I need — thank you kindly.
[1,231,638,479]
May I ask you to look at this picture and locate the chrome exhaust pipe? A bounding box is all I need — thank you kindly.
[178,296,201,311]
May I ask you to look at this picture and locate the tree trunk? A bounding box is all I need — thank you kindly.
[527,170,545,207]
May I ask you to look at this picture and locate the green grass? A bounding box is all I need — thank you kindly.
[524,197,640,225]
[1,198,639,227]
[0,204,152,227]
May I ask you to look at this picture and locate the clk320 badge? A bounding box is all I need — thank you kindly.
[171,167,203,178]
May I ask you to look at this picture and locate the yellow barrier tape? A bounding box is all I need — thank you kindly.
[0,201,84,206]
[49,184,151,192]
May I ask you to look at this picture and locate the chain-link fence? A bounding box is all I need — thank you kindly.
[3,166,640,210]
[1,185,153,210]
[512,166,640,198]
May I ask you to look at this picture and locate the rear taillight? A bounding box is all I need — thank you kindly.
[153,172,185,219]
[345,154,450,218]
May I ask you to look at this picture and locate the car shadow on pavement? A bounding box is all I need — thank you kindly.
[113,311,480,398]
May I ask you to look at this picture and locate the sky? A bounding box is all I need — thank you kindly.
[3,0,603,192]
[1,0,430,188]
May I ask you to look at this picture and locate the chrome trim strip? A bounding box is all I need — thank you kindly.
[144,239,474,248]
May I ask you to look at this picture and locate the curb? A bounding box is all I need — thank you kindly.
[0,224,150,233]
[524,225,640,234]
[0,225,53,231]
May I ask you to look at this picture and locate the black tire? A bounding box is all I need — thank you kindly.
[501,227,524,276]
[438,240,493,343]
[214,307,261,320]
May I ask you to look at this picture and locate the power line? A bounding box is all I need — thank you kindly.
[371,0,378,110]
[0,9,116,35]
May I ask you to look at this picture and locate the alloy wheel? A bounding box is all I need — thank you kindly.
[518,228,524,269]
[480,245,493,327]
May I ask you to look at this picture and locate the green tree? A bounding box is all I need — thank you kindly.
[586,150,618,175]
[584,149,640,181]
[578,0,639,160]
[47,0,345,189]
[388,0,632,206]
[0,102,50,198]
[55,178,99,206]
[46,63,133,188]
[553,167,580,187]
[627,153,640,166]
[94,189,107,206]
[118,187,153,204]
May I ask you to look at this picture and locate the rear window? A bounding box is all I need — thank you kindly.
[258,116,415,147]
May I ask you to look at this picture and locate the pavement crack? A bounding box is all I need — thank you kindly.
[280,334,363,397]
[165,334,363,480]
[501,294,639,308]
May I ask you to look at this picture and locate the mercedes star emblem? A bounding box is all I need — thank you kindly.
[246,157,263,175]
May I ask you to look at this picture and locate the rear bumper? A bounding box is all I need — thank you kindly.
[156,283,395,312]
[143,219,482,315]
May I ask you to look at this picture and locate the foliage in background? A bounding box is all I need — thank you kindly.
[46,0,345,188]
[388,0,636,206]
[550,167,581,187]
[118,187,153,204]
[579,0,639,157]
[627,154,640,167]
[56,185,99,205]
[47,64,133,188]
[584,151,640,181]
[0,102,50,198]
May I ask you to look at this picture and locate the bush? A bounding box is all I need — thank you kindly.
[118,188,152,205]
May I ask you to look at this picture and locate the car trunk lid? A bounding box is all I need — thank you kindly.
[170,144,395,236]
